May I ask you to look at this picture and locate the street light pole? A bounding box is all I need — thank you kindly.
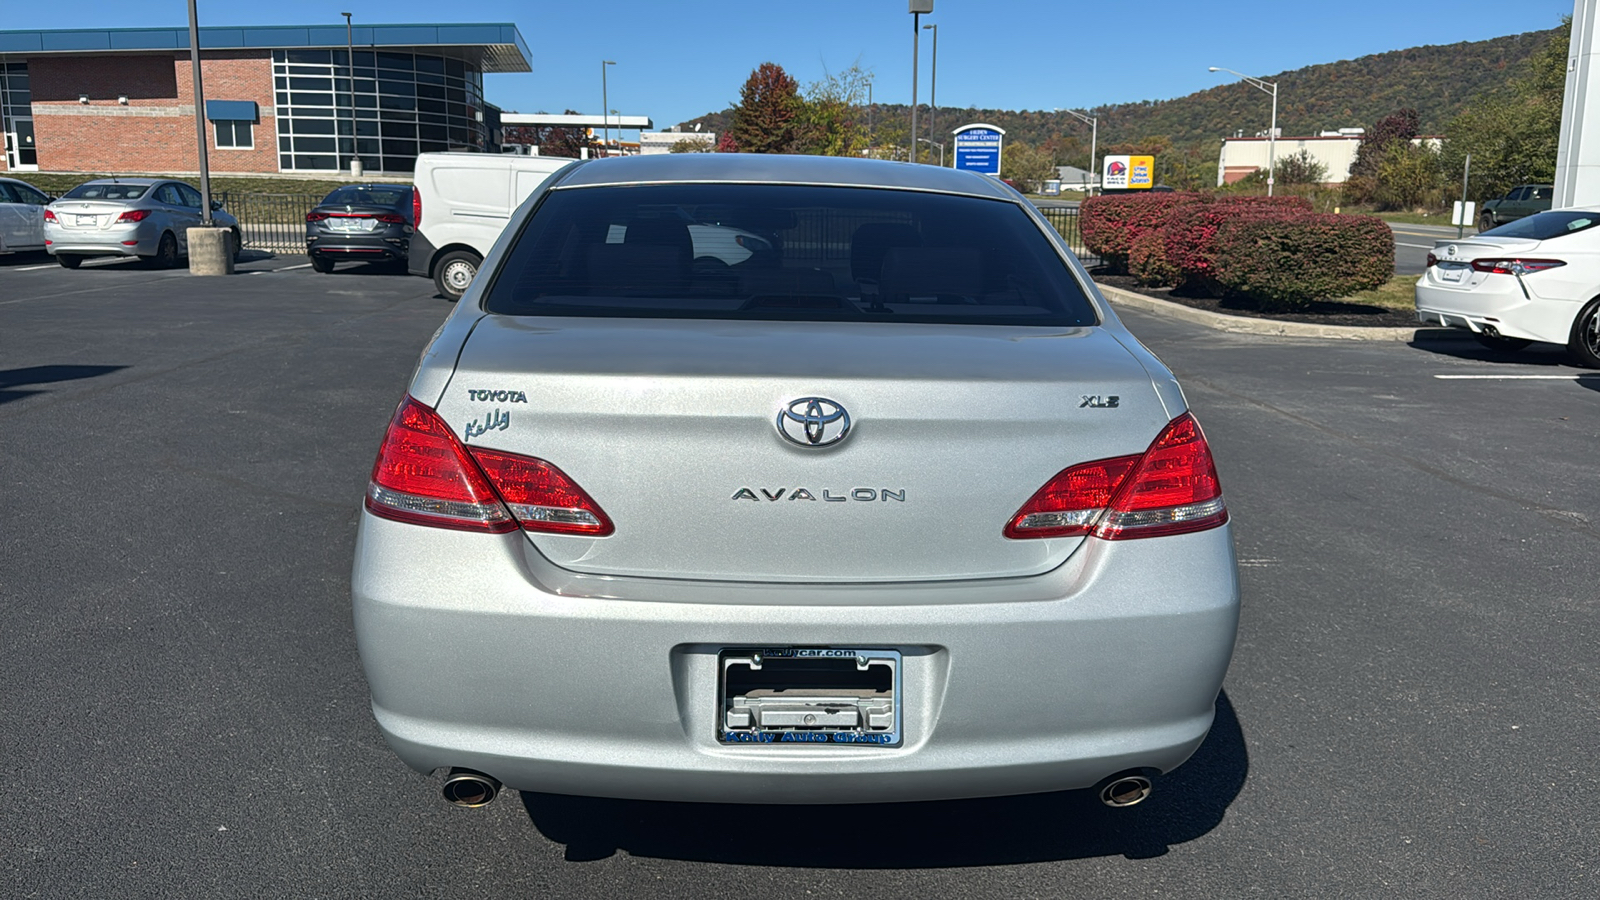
[1209,66,1278,196]
[867,76,874,155]
[602,60,616,156]
[186,0,212,225]
[910,11,920,163]
[923,23,938,163]
[917,138,944,167]
[342,12,361,177]
[1060,108,1097,195]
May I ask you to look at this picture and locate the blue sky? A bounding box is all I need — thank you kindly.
[9,1,1577,133]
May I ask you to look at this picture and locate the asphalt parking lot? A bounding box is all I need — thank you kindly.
[2,253,1597,898]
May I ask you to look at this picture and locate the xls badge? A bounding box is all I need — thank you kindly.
[1080,395,1120,409]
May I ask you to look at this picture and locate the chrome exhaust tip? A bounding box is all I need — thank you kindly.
[1481,324,1502,338]
[442,768,501,808]
[1098,774,1153,808]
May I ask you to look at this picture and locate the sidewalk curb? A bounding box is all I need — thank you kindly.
[1095,283,1471,342]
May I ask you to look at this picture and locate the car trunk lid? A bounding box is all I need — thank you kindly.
[431,316,1173,583]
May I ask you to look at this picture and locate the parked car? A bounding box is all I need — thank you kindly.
[1478,184,1554,231]
[410,152,574,300]
[44,178,239,269]
[0,177,53,255]
[353,153,1240,810]
[305,184,414,273]
[1417,209,1600,366]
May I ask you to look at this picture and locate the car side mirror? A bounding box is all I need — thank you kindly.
[210,199,224,211]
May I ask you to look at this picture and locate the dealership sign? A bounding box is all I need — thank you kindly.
[1102,155,1154,190]
[952,123,1005,177]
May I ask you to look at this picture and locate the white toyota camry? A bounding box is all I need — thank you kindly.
[1415,209,1600,366]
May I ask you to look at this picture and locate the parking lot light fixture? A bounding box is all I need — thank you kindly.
[602,61,617,154]
[923,23,938,163]
[343,13,362,177]
[1059,108,1098,195]
[1210,66,1278,196]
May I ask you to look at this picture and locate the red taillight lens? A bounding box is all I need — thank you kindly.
[306,212,330,222]
[1005,412,1226,542]
[377,213,405,224]
[366,397,516,533]
[1470,258,1565,275]
[365,396,613,536]
[116,209,151,223]
[1004,455,1141,539]
[43,209,57,222]
[1426,252,1438,268]
[412,187,421,225]
[468,449,615,536]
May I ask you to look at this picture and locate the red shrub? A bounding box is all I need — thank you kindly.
[1212,213,1394,308]
[1128,230,1178,287]
[1162,196,1315,291]
[1079,192,1201,272]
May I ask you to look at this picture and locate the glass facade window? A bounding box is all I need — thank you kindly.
[2,62,37,169]
[215,120,254,149]
[271,49,489,174]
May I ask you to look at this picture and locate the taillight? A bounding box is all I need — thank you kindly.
[1425,252,1437,268]
[43,209,57,222]
[412,187,421,225]
[366,397,516,533]
[377,213,405,224]
[365,396,613,536]
[1470,258,1565,275]
[468,449,614,536]
[1005,412,1227,541]
[116,209,151,223]
[306,211,330,222]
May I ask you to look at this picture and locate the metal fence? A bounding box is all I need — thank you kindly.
[1034,205,1100,267]
[218,192,322,254]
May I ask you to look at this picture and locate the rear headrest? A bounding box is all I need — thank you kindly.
[624,216,693,258]
[850,223,922,284]
[878,247,983,301]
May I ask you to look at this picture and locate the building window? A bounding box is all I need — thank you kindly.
[215,120,254,150]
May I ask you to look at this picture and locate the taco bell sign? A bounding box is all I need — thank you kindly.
[952,123,1005,177]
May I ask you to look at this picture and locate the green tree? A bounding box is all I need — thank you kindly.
[724,63,805,154]
[1374,142,1445,209]
[801,64,872,157]
[1441,19,1569,202]
[1001,142,1057,191]
[668,137,714,153]
[1274,149,1329,185]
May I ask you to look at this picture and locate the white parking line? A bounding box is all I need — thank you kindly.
[1434,374,1593,380]
[13,263,58,271]
[274,263,313,271]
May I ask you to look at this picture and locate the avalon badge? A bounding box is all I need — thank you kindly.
[776,397,850,447]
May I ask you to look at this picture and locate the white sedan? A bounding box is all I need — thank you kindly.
[0,176,52,255]
[1415,209,1600,366]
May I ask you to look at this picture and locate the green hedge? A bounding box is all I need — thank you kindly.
[1212,213,1394,307]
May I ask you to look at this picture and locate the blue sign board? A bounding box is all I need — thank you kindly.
[952,124,1005,177]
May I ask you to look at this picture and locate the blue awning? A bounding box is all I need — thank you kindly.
[205,100,258,122]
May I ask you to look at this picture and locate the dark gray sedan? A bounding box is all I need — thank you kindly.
[305,184,414,273]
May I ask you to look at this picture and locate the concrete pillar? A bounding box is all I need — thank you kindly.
[1554,0,1600,207]
[186,227,235,276]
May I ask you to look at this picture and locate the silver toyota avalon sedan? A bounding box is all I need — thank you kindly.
[352,154,1239,809]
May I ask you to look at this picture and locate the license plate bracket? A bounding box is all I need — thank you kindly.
[718,648,902,747]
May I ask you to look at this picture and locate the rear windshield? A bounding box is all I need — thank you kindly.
[1483,210,1600,241]
[63,183,150,201]
[483,183,1097,326]
[321,186,410,208]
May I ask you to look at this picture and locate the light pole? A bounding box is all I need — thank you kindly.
[602,60,616,156]
[909,1,933,162]
[1209,66,1278,196]
[342,12,361,177]
[1058,108,1097,194]
[917,137,944,167]
[186,0,212,224]
[923,23,938,163]
[867,75,874,155]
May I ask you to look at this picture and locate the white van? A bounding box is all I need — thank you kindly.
[409,152,574,300]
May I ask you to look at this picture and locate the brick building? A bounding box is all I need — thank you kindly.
[0,23,529,176]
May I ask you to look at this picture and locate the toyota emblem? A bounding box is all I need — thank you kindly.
[776,397,851,447]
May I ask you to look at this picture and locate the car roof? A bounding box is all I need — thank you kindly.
[76,177,164,186]
[552,153,1019,201]
[328,184,412,191]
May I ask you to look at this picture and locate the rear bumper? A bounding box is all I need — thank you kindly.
[407,230,436,277]
[307,234,408,261]
[45,223,159,257]
[352,512,1240,804]
[1415,276,1577,345]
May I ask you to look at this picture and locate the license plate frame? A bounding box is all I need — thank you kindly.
[1439,265,1467,283]
[717,647,903,748]
[75,214,98,227]
[329,217,375,233]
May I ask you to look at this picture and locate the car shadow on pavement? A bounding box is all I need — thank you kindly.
[1407,334,1580,368]
[0,251,50,266]
[0,364,128,405]
[519,691,1248,866]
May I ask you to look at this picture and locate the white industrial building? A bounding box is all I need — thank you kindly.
[1216,129,1440,186]
[639,131,716,154]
